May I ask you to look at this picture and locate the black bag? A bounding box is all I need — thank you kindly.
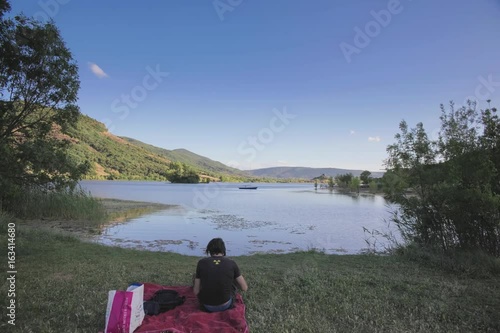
[143,289,185,316]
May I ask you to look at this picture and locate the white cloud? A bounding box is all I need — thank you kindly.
[350,130,355,135]
[368,136,381,142]
[88,62,109,78]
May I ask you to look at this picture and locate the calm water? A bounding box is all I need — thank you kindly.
[80,181,398,256]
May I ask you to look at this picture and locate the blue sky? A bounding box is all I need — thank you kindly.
[12,0,500,171]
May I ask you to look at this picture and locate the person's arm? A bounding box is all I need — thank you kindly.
[235,275,248,292]
[193,278,201,296]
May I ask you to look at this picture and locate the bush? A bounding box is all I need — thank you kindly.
[385,102,500,256]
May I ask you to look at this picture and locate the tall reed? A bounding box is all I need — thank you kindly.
[5,186,106,221]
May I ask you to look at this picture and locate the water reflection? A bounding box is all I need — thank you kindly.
[81,181,399,256]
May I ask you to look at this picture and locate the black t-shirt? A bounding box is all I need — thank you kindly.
[195,256,241,306]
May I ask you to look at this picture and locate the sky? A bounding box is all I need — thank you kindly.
[11,0,500,171]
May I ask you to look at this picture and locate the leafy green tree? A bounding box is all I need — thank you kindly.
[369,180,378,193]
[167,162,200,183]
[349,177,361,193]
[360,170,372,184]
[0,0,10,17]
[335,173,353,188]
[0,1,87,208]
[328,176,334,190]
[385,101,500,256]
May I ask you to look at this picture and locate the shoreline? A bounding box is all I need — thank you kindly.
[18,198,177,238]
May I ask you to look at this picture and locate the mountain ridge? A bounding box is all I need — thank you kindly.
[246,166,384,179]
[63,114,383,181]
[119,136,245,176]
[64,114,248,181]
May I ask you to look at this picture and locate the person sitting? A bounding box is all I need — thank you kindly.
[193,238,248,312]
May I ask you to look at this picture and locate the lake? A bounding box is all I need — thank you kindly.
[80,181,399,256]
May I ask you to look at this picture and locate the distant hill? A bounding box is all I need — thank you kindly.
[63,114,247,181]
[61,114,383,182]
[246,167,384,179]
[120,137,245,176]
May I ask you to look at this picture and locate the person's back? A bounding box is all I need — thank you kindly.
[193,238,248,312]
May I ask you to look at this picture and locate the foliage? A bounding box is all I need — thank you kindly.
[0,2,87,208]
[335,172,353,188]
[360,170,372,184]
[328,176,334,189]
[385,101,500,256]
[0,0,10,17]
[167,161,200,183]
[349,176,361,193]
[5,186,106,221]
[381,169,408,197]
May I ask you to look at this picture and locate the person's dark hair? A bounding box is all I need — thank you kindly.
[206,238,226,256]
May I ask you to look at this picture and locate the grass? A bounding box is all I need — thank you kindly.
[1,213,499,333]
[5,187,106,222]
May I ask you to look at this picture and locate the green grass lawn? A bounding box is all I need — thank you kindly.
[1,219,499,333]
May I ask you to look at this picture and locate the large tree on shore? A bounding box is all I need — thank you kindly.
[360,170,372,184]
[0,0,87,205]
[385,101,500,256]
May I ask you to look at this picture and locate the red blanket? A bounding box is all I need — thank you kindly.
[135,283,248,333]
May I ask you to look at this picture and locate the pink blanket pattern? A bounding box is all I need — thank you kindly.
[135,283,249,333]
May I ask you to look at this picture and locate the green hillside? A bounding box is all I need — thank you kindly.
[120,137,245,176]
[63,114,247,181]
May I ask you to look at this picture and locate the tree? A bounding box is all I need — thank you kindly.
[349,177,361,193]
[385,101,500,256]
[360,170,372,184]
[0,1,86,207]
[381,170,407,197]
[0,0,10,17]
[335,173,353,188]
[328,176,334,190]
[167,162,200,183]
